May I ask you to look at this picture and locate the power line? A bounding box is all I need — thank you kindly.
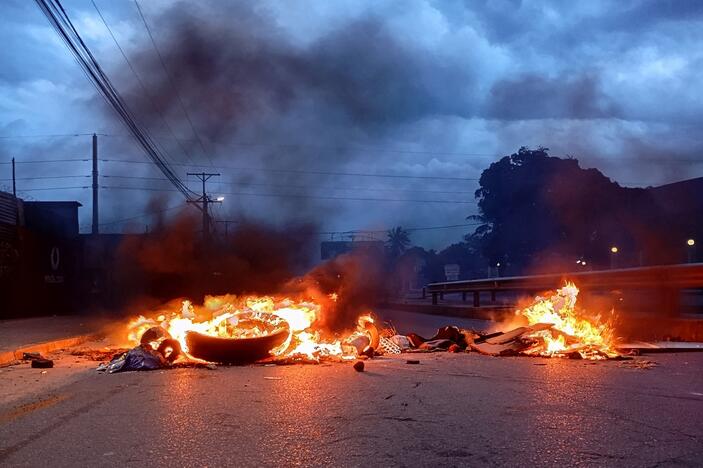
[0,133,94,139]
[101,159,479,181]
[18,186,89,191]
[97,133,500,158]
[0,158,89,164]
[319,223,481,235]
[102,184,476,204]
[0,175,89,181]
[91,0,196,167]
[133,0,213,167]
[101,174,477,195]
[34,0,194,199]
[99,203,186,226]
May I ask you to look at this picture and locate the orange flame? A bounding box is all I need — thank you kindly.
[126,293,372,363]
[518,282,618,359]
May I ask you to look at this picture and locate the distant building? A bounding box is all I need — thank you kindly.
[23,201,82,238]
[0,191,21,245]
[0,193,83,318]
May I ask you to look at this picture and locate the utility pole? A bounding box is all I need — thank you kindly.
[92,133,99,235]
[11,157,16,198]
[11,157,19,228]
[186,172,221,244]
[216,220,238,238]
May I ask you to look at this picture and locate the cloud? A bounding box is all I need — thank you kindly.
[484,73,620,120]
[1,0,702,248]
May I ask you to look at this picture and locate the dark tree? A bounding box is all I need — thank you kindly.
[466,147,666,273]
[386,226,411,258]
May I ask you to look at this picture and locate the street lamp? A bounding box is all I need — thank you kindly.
[610,246,618,269]
[687,239,696,263]
[216,196,225,202]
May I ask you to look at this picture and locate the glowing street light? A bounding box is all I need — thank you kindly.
[687,238,696,263]
[216,196,225,202]
[610,246,618,269]
[687,239,695,246]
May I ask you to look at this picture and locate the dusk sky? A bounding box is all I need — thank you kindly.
[1,0,702,248]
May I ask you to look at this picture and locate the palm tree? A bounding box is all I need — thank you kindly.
[386,226,411,258]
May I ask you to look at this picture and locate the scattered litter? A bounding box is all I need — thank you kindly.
[378,336,401,354]
[31,358,54,369]
[97,328,183,373]
[264,376,282,380]
[24,352,54,369]
[406,359,420,365]
[353,360,365,372]
[619,359,658,370]
[389,335,412,351]
[99,345,168,373]
[40,370,47,374]
[72,348,128,361]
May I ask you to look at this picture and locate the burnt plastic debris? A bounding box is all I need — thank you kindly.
[31,357,54,368]
[140,326,170,345]
[105,345,164,373]
[101,345,168,373]
[23,352,54,368]
[99,328,183,373]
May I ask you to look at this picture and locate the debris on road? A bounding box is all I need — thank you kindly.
[30,357,54,369]
[22,352,54,368]
[98,345,168,373]
[97,328,183,373]
[85,283,703,372]
[616,341,703,353]
[618,359,658,370]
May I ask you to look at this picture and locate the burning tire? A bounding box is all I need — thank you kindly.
[185,328,290,365]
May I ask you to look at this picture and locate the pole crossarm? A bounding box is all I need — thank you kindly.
[186,172,221,241]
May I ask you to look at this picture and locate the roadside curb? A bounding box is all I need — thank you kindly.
[0,334,101,367]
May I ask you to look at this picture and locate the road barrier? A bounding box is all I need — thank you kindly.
[426,263,703,314]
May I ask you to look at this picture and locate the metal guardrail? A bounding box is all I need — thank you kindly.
[425,263,703,309]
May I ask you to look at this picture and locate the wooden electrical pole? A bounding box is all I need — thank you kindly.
[92,133,99,235]
[11,157,16,198]
[186,172,221,243]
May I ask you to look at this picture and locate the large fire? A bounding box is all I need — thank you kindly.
[517,282,619,359]
[126,294,373,363]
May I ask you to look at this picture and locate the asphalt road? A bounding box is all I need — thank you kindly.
[1,313,702,467]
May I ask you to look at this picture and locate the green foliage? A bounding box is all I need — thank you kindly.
[385,226,411,258]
